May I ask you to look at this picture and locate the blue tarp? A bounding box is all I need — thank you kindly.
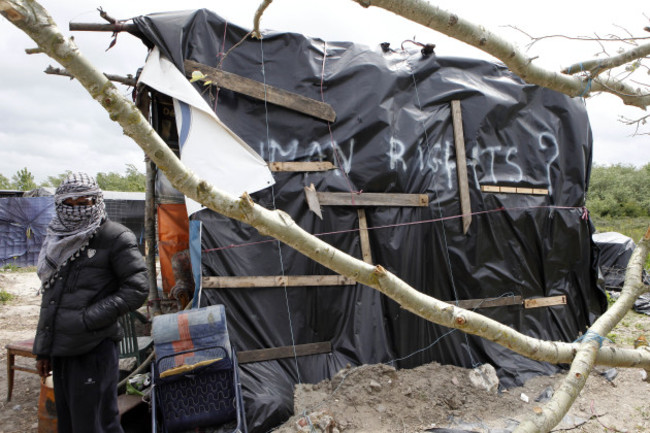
[0,195,146,267]
[0,197,54,267]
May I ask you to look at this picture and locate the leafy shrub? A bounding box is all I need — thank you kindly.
[587,163,650,218]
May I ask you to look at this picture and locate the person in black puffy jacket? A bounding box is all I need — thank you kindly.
[33,172,148,433]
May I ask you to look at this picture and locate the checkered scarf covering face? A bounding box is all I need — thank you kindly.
[51,172,105,234]
[37,173,106,283]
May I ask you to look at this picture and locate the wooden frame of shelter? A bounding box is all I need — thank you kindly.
[61,21,567,366]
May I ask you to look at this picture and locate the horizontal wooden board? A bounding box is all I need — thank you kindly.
[238,341,332,364]
[480,185,549,195]
[202,275,355,288]
[317,192,429,207]
[117,394,144,417]
[515,187,534,194]
[445,296,523,309]
[524,295,567,309]
[446,295,567,310]
[481,185,501,193]
[269,161,336,172]
[185,60,336,122]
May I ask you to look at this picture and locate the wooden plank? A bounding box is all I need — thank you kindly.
[357,209,373,264]
[445,296,523,310]
[118,394,144,418]
[317,192,428,207]
[238,341,332,364]
[202,275,355,288]
[269,161,336,172]
[481,185,501,193]
[524,295,567,309]
[185,60,336,122]
[12,365,38,374]
[451,100,472,234]
[304,184,323,219]
[481,185,550,195]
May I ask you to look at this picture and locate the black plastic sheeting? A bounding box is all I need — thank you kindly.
[103,199,147,254]
[593,231,641,290]
[134,10,607,432]
[592,231,650,314]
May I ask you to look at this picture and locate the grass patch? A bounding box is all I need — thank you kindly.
[611,310,650,347]
[0,288,14,304]
[0,264,36,273]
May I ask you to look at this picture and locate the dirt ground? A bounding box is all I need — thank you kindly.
[2,270,650,433]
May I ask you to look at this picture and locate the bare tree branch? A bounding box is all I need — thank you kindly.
[352,0,650,108]
[97,6,117,25]
[44,65,136,86]
[252,0,274,39]
[619,113,650,135]
[562,42,650,77]
[506,25,650,47]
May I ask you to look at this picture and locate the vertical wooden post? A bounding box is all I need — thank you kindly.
[357,209,373,264]
[136,86,161,315]
[451,100,472,234]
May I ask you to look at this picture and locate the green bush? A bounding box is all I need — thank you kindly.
[587,163,650,218]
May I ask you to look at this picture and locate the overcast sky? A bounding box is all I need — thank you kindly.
[0,0,648,184]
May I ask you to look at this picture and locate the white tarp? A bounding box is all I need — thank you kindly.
[138,47,274,215]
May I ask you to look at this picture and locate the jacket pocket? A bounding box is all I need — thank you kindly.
[54,308,88,334]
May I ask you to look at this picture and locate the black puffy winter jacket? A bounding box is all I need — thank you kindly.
[33,219,149,357]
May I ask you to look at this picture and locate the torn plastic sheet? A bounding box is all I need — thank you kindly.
[138,46,275,215]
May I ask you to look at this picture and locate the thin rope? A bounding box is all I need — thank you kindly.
[260,36,302,385]
[212,21,229,113]
[408,56,477,367]
[202,204,584,254]
[387,292,517,366]
[320,41,357,203]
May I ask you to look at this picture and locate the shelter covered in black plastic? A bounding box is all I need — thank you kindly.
[133,9,606,432]
[593,231,638,290]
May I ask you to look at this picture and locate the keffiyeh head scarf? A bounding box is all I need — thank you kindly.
[37,172,106,284]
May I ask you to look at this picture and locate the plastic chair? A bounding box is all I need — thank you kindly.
[118,311,153,366]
